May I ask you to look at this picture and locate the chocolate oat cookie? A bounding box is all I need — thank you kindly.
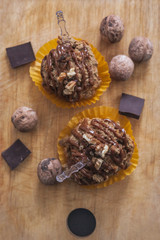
[41,36,101,102]
[59,118,134,185]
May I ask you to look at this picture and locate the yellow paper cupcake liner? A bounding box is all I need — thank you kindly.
[57,106,139,189]
[29,38,111,108]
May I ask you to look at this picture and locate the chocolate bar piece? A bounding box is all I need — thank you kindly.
[1,139,31,170]
[119,93,145,119]
[67,208,96,237]
[6,42,35,68]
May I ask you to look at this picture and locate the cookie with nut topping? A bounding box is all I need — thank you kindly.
[59,118,134,185]
[41,36,101,102]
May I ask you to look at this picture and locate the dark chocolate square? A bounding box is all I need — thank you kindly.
[6,42,35,68]
[119,93,145,119]
[1,139,31,170]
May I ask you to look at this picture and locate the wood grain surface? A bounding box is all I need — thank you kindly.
[0,0,160,239]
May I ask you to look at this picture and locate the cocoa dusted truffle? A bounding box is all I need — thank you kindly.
[100,15,124,43]
[128,37,153,63]
[37,158,62,185]
[11,106,38,132]
[109,55,134,81]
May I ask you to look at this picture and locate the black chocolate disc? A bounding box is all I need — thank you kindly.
[67,208,96,237]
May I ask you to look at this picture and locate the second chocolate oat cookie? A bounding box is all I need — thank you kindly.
[57,106,138,189]
[59,117,134,185]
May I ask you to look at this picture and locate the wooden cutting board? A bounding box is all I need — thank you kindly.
[0,0,160,239]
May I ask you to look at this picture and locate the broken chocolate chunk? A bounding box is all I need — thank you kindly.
[119,93,145,119]
[1,139,31,170]
[6,42,35,68]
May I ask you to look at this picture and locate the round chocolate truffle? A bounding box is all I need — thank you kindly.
[11,106,38,132]
[109,55,134,81]
[100,15,124,43]
[128,37,153,63]
[37,158,62,185]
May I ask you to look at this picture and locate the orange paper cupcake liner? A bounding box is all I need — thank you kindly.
[29,38,111,108]
[57,106,139,189]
